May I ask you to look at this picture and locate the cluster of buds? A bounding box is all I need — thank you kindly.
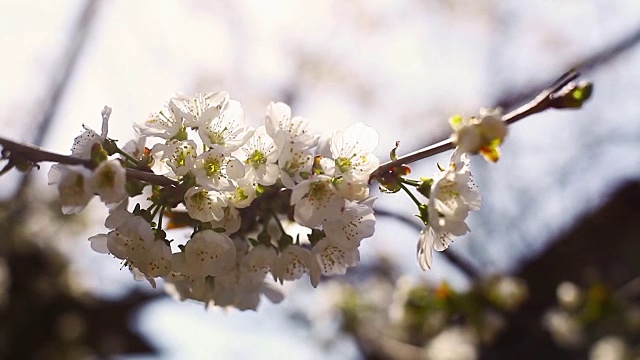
[49,93,379,310]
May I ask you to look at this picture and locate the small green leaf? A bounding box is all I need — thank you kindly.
[390,141,400,161]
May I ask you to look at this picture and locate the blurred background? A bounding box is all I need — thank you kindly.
[1,0,640,359]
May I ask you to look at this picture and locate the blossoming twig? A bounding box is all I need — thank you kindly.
[0,137,177,186]
[369,69,583,183]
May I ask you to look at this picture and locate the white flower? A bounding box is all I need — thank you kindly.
[428,151,481,233]
[450,108,507,162]
[91,159,127,204]
[48,164,94,214]
[277,141,314,189]
[151,139,197,177]
[272,245,319,286]
[167,238,282,310]
[326,122,379,182]
[105,212,172,278]
[209,207,242,234]
[265,102,319,149]
[88,233,109,254]
[238,126,280,186]
[71,106,111,159]
[121,136,148,160]
[178,230,236,277]
[333,175,371,201]
[245,244,279,274]
[192,149,244,191]
[134,99,187,139]
[184,186,227,222]
[198,99,254,152]
[225,178,257,209]
[417,150,481,270]
[175,91,229,128]
[322,198,376,249]
[138,237,173,278]
[290,174,344,228]
[311,237,360,277]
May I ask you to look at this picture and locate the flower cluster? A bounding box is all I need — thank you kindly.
[51,93,378,310]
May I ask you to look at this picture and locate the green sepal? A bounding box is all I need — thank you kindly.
[417,177,434,198]
[417,204,429,226]
[154,229,167,241]
[551,81,593,109]
[102,138,119,156]
[390,141,400,161]
[125,179,147,197]
[171,127,188,141]
[257,230,271,244]
[277,233,294,249]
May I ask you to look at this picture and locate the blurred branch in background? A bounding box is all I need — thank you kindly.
[0,1,159,358]
[15,0,101,199]
[495,23,640,111]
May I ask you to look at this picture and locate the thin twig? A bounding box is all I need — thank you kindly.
[369,69,580,182]
[0,137,177,187]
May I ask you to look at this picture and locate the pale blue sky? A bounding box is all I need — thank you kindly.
[1,1,640,359]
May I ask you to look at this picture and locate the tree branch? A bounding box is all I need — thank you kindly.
[0,137,178,187]
[369,70,581,182]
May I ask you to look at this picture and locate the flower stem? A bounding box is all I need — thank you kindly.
[399,182,423,208]
[157,205,165,229]
[115,147,139,166]
[271,210,288,237]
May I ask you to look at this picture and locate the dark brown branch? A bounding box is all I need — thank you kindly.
[0,137,178,187]
[369,70,580,182]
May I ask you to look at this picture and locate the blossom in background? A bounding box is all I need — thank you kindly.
[450,108,507,162]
